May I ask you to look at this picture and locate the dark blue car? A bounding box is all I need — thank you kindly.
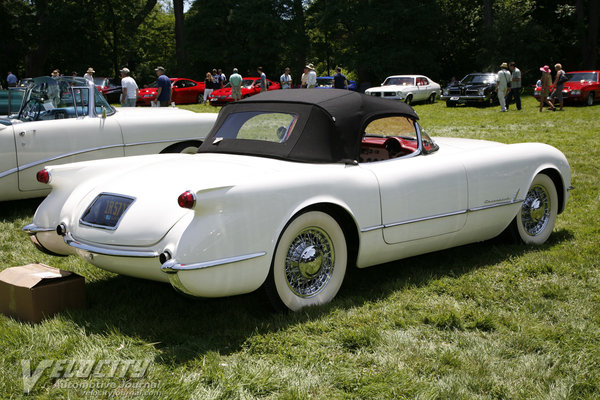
[316,76,358,91]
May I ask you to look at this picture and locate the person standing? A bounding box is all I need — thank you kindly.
[505,61,521,110]
[306,65,317,88]
[212,69,221,89]
[280,67,292,89]
[538,65,555,112]
[230,68,243,101]
[551,63,566,111]
[6,72,17,87]
[301,65,309,88]
[218,69,227,87]
[51,69,60,79]
[155,66,172,107]
[333,67,348,89]
[83,67,94,82]
[203,72,214,104]
[257,67,267,92]
[119,68,139,107]
[497,62,511,112]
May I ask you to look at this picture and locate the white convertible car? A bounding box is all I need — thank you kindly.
[0,76,217,201]
[365,75,441,104]
[24,90,571,312]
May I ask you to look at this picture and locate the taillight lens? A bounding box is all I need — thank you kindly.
[36,168,50,184]
[177,190,196,209]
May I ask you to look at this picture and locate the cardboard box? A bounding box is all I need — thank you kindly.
[0,263,85,323]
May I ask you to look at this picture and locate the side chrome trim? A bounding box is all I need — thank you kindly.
[359,199,524,233]
[0,167,19,180]
[1,138,196,179]
[125,137,201,147]
[469,199,524,212]
[161,252,267,274]
[64,232,159,258]
[15,144,124,173]
[383,210,467,228]
[22,223,55,234]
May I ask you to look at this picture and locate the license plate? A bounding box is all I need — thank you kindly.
[80,193,135,230]
[450,97,459,101]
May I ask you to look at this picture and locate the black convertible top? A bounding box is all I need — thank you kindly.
[198,89,419,163]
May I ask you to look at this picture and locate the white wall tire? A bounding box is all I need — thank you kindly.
[513,174,558,245]
[266,211,347,312]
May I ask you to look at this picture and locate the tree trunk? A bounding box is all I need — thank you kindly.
[292,0,308,79]
[25,0,50,77]
[483,0,493,31]
[173,0,187,74]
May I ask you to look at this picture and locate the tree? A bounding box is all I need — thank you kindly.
[173,0,188,73]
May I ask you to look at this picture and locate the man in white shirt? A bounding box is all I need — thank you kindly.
[119,68,139,107]
[306,65,317,89]
[497,62,511,112]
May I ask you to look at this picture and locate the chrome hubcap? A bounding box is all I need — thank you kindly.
[285,227,334,298]
[521,184,550,236]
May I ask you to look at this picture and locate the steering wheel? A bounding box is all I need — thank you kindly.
[276,126,287,141]
[19,98,43,121]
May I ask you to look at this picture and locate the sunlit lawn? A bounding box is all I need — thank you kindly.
[1,96,599,399]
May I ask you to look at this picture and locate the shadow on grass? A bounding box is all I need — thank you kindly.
[1,199,574,362]
[59,227,573,364]
[0,198,44,220]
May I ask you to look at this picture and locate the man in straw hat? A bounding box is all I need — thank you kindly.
[84,67,95,82]
[306,64,317,88]
[497,62,511,112]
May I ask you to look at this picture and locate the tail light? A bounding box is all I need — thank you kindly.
[36,168,50,184]
[177,190,196,209]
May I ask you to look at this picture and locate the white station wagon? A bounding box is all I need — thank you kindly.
[365,75,441,105]
[0,76,217,201]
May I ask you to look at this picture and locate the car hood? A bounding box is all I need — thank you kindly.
[68,153,282,246]
[210,88,232,96]
[139,87,158,94]
[455,83,494,89]
[368,85,416,92]
[564,81,594,89]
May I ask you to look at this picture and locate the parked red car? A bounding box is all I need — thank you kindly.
[208,77,281,106]
[137,78,205,106]
[533,70,599,106]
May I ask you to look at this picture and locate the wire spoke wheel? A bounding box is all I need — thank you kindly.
[266,211,347,311]
[285,227,334,298]
[512,174,558,245]
[521,185,551,236]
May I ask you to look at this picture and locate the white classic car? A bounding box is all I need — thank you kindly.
[0,76,217,201]
[365,75,441,104]
[24,90,571,312]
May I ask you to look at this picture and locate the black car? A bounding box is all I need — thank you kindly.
[440,73,498,107]
[94,77,122,103]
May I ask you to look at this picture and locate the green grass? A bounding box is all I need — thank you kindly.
[2,97,599,399]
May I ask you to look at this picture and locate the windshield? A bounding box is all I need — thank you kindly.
[383,77,415,86]
[93,77,108,87]
[461,74,497,84]
[567,72,598,82]
[361,116,438,161]
[18,76,114,121]
[241,79,256,88]
[316,78,333,87]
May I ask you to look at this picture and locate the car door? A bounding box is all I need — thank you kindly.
[360,118,468,244]
[415,77,430,101]
[15,116,124,192]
